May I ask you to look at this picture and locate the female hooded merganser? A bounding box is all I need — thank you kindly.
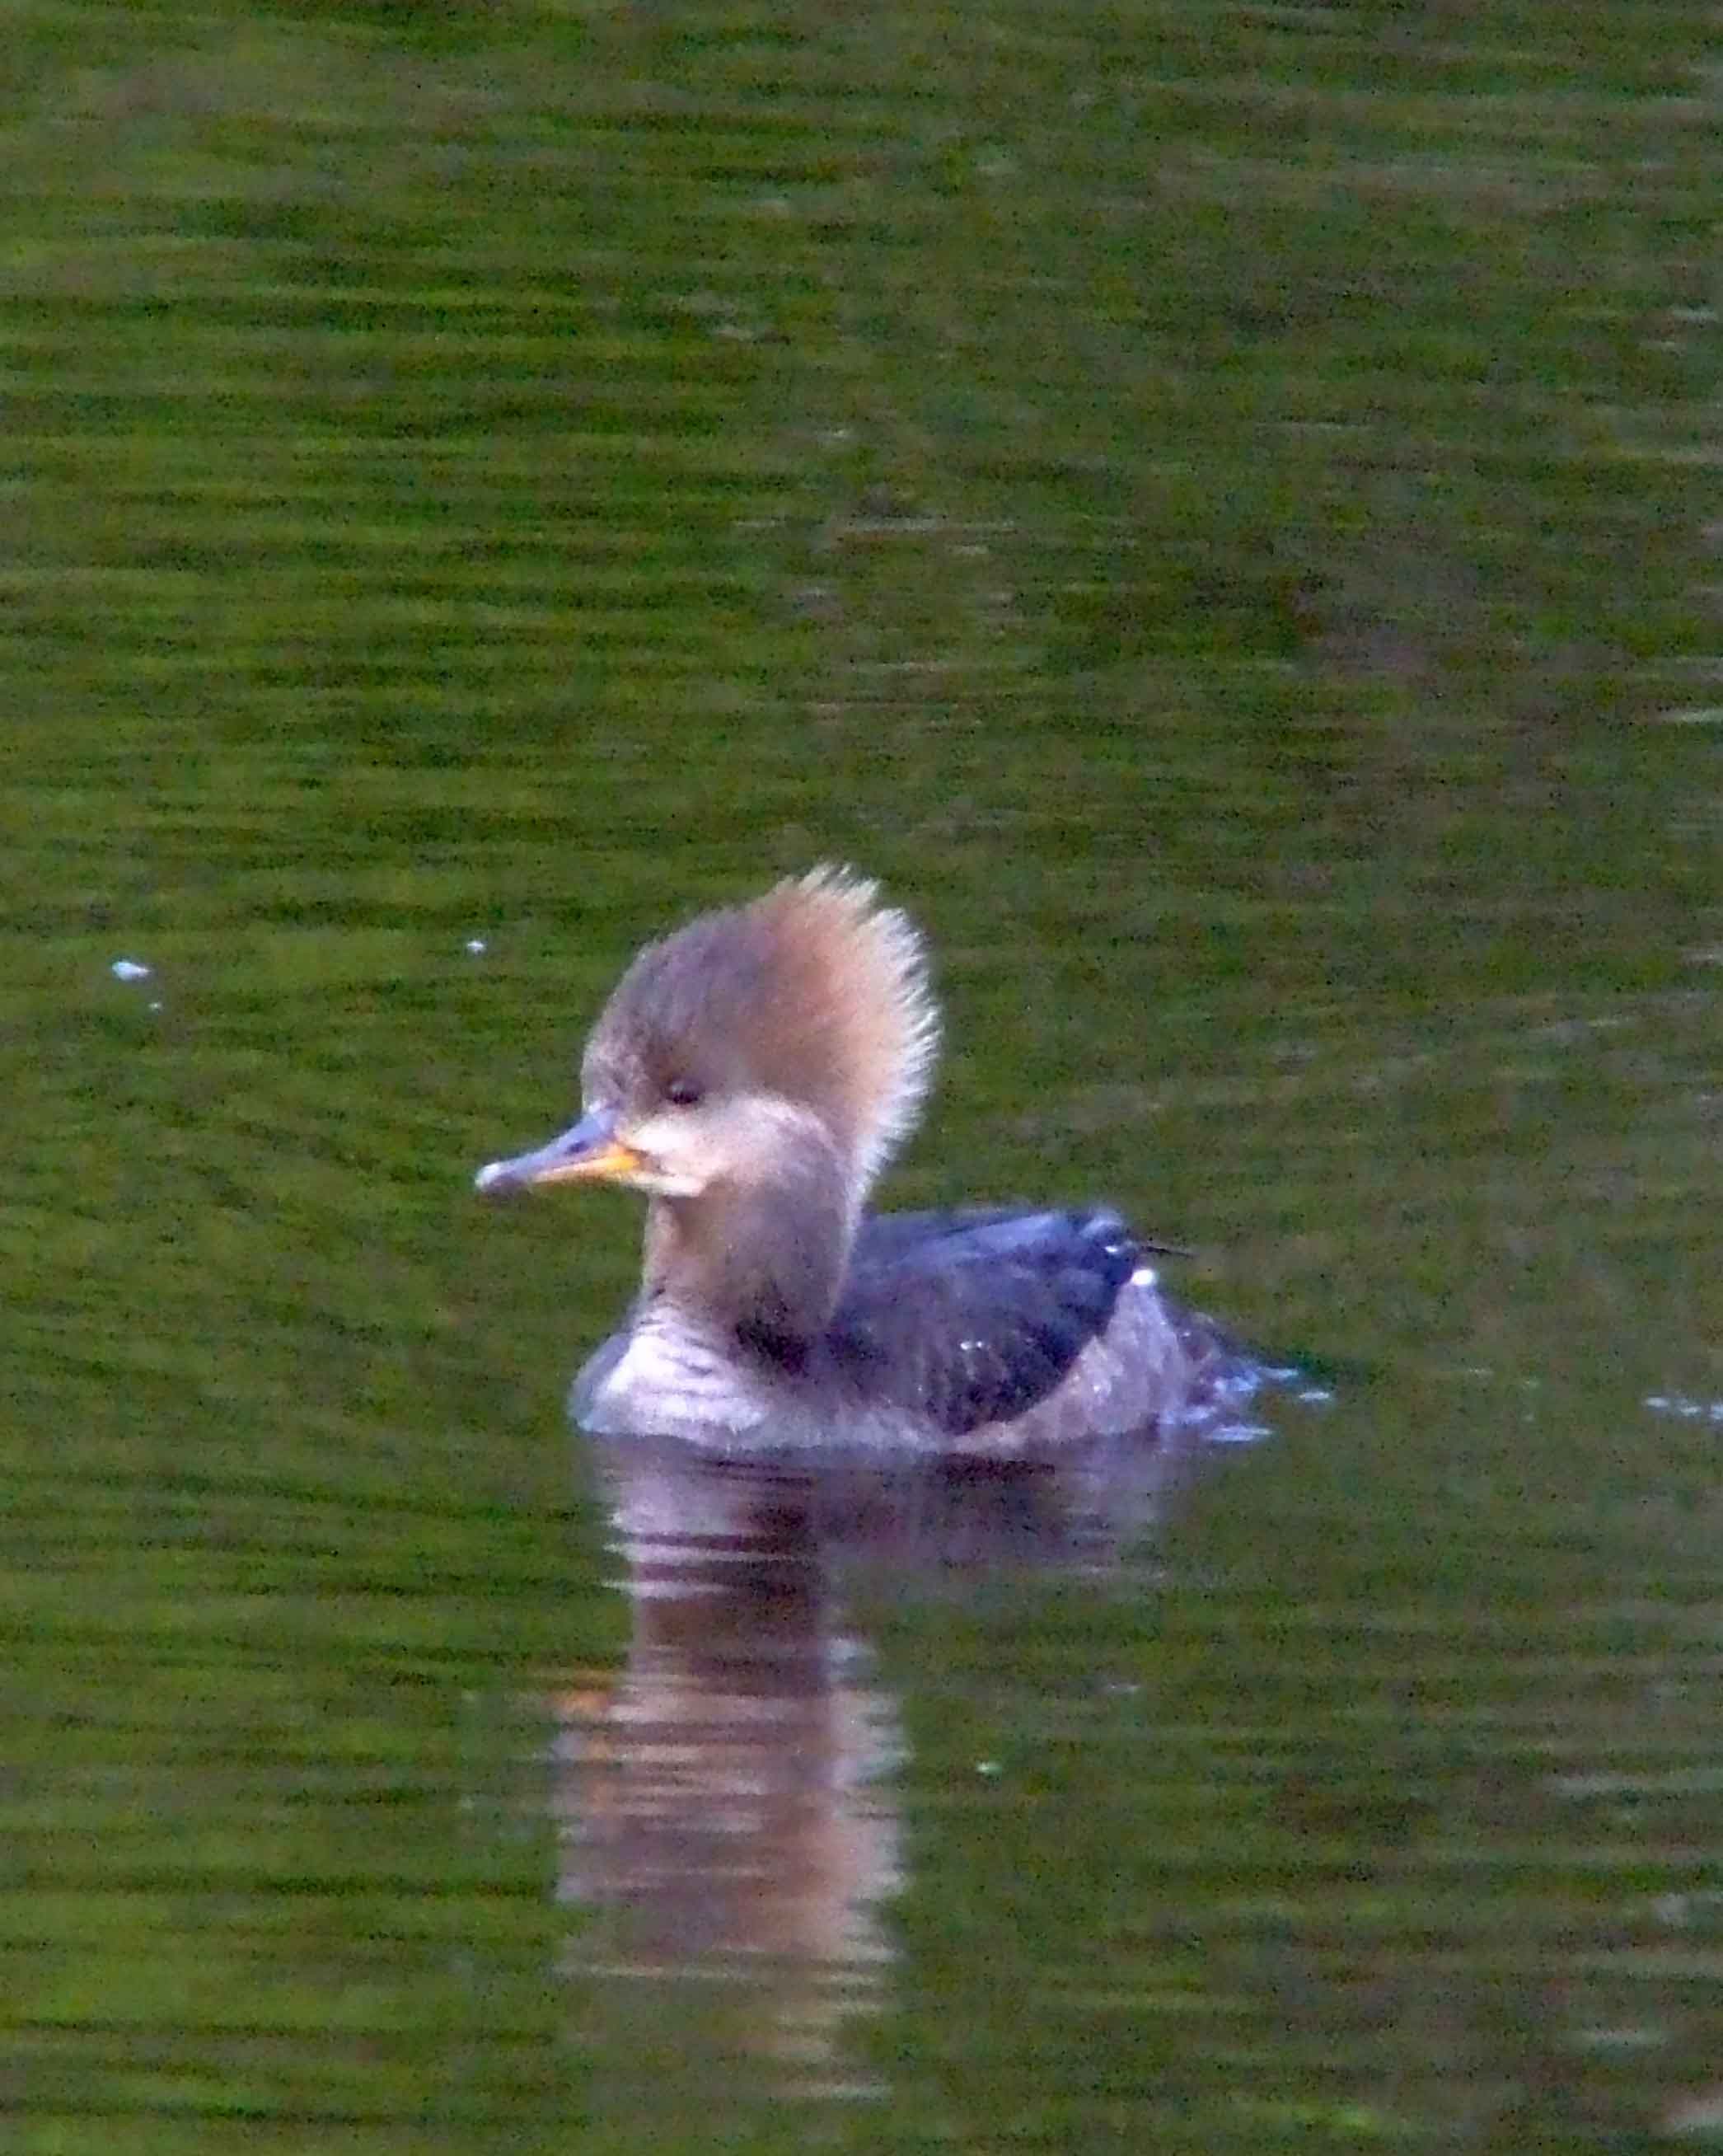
[475,869,1227,1454]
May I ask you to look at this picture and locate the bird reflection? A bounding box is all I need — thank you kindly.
[546,1427,1217,2096]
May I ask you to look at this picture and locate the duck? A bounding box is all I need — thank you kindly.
[475,868,1229,1454]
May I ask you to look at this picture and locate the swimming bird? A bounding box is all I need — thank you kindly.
[475,869,1228,1453]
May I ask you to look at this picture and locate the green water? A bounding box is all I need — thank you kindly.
[5,2,1721,2149]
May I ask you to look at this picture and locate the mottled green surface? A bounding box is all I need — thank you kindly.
[4,1,1721,2149]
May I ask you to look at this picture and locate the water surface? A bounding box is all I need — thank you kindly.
[4,2,1721,2149]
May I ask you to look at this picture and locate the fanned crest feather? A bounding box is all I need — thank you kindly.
[585,867,940,1195]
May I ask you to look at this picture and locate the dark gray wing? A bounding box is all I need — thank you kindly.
[821,1207,1145,1437]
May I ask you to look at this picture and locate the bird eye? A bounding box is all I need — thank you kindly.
[664,1077,705,1108]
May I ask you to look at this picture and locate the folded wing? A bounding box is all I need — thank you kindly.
[826,1207,1144,1437]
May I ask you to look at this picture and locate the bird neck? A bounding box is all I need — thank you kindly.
[640,1132,860,1352]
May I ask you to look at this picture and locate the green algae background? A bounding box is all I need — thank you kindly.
[3,2,1721,2149]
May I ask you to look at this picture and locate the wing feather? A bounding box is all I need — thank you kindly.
[822,1207,1144,1437]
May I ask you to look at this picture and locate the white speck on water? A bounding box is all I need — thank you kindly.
[1653,1889,1723,1929]
[465,937,488,955]
[110,958,152,981]
[1646,1392,1723,1423]
[1206,1418,1274,1446]
[1571,2022,1669,2055]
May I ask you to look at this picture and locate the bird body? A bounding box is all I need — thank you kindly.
[476,869,1225,1455]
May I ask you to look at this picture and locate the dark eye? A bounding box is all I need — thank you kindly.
[664,1077,705,1109]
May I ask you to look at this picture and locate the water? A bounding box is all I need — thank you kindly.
[4,2,1721,2149]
